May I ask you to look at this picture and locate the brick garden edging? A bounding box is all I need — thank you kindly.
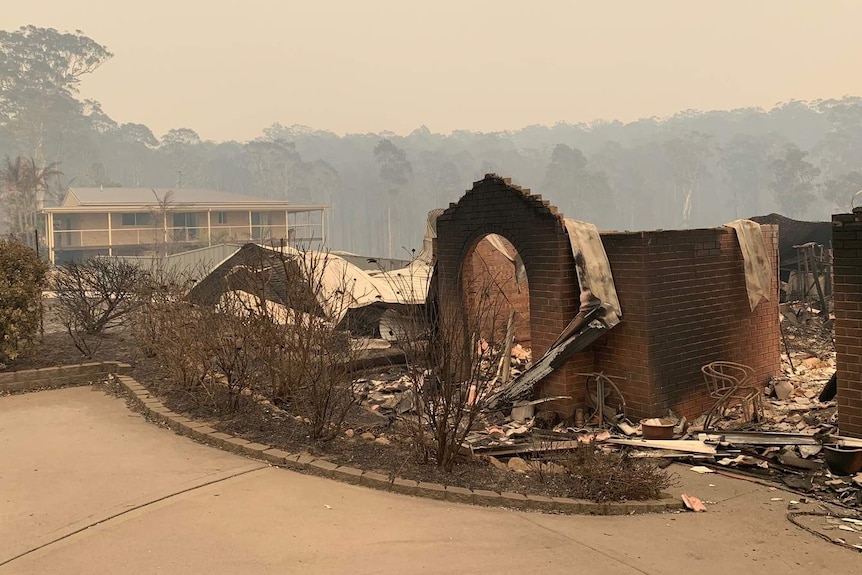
[111,373,682,515]
[0,361,133,394]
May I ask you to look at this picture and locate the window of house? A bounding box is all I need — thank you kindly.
[171,213,198,240]
[250,212,272,241]
[216,211,228,224]
[287,209,323,246]
[121,213,149,226]
[172,213,197,228]
[251,212,271,226]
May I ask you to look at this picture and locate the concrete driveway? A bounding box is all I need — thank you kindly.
[0,387,858,574]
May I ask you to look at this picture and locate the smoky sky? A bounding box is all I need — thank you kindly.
[8,0,862,140]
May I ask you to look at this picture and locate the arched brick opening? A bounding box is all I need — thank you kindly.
[434,174,589,416]
[461,234,531,347]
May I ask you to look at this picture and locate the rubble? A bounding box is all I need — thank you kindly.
[670,304,862,510]
[346,294,862,511]
[354,371,416,418]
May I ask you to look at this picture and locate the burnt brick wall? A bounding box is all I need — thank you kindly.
[462,236,531,346]
[646,226,779,419]
[436,174,780,421]
[592,233,654,418]
[436,175,583,416]
[833,212,862,438]
[593,226,780,421]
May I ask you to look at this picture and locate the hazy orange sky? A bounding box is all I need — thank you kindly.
[6,1,862,141]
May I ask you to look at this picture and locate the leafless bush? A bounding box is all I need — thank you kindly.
[133,245,363,437]
[132,266,188,359]
[53,258,144,356]
[136,289,254,411]
[132,264,214,400]
[206,296,264,411]
[390,268,508,471]
[232,246,361,440]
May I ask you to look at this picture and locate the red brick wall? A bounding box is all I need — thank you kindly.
[436,174,780,421]
[592,227,780,420]
[833,212,862,438]
[435,175,582,416]
[462,236,531,346]
[591,233,654,418]
[585,227,780,421]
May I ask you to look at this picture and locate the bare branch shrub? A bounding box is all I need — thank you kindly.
[135,245,363,438]
[231,246,362,440]
[134,264,262,411]
[52,258,144,356]
[390,266,507,471]
[133,272,199,386]
[135,282,252,411]
[0,238,47,367]
[206,294,264,411]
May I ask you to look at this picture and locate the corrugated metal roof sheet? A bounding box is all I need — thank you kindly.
[188,243,432,324]
[105,243,244,280]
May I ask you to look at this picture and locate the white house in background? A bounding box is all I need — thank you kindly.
[42,188,327,264]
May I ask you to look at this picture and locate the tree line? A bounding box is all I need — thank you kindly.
[2,25,861,257]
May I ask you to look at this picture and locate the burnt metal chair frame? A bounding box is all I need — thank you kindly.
[701,361,763,431]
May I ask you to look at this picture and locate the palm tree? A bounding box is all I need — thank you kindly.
[1,156,62,233]
[149,189,189,256]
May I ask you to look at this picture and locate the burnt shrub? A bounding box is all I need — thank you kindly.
[557,443,677,502]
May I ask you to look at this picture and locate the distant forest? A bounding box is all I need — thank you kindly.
[2,26,862,257]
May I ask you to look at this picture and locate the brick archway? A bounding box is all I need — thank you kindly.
[434,174,586,414]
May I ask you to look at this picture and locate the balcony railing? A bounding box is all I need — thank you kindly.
[52,225,286,249]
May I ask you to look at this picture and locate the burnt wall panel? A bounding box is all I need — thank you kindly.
[833,213,862,438]
[637,226,779,420]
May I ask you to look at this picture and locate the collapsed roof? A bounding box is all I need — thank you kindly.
[187,243,432,325]
[187,210,442,328]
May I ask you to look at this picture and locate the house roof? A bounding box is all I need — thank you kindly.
[68,188,292,207]
[44,188,327,212]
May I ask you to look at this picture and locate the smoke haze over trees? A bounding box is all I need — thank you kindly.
[2,26,862,257]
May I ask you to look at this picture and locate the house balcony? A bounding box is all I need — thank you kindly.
[51,225,286,251]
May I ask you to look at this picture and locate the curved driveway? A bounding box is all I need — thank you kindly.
[0,387,856,574]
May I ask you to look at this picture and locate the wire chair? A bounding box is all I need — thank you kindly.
[701,361,763,431]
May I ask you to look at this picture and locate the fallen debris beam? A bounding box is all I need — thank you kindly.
[698,432,822,446]
[472,431,611,457]
[606,438,717,455]
[629,450,717,459]
[486,301,610,408]
[837,436,862,448]
[472,440,589,457]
